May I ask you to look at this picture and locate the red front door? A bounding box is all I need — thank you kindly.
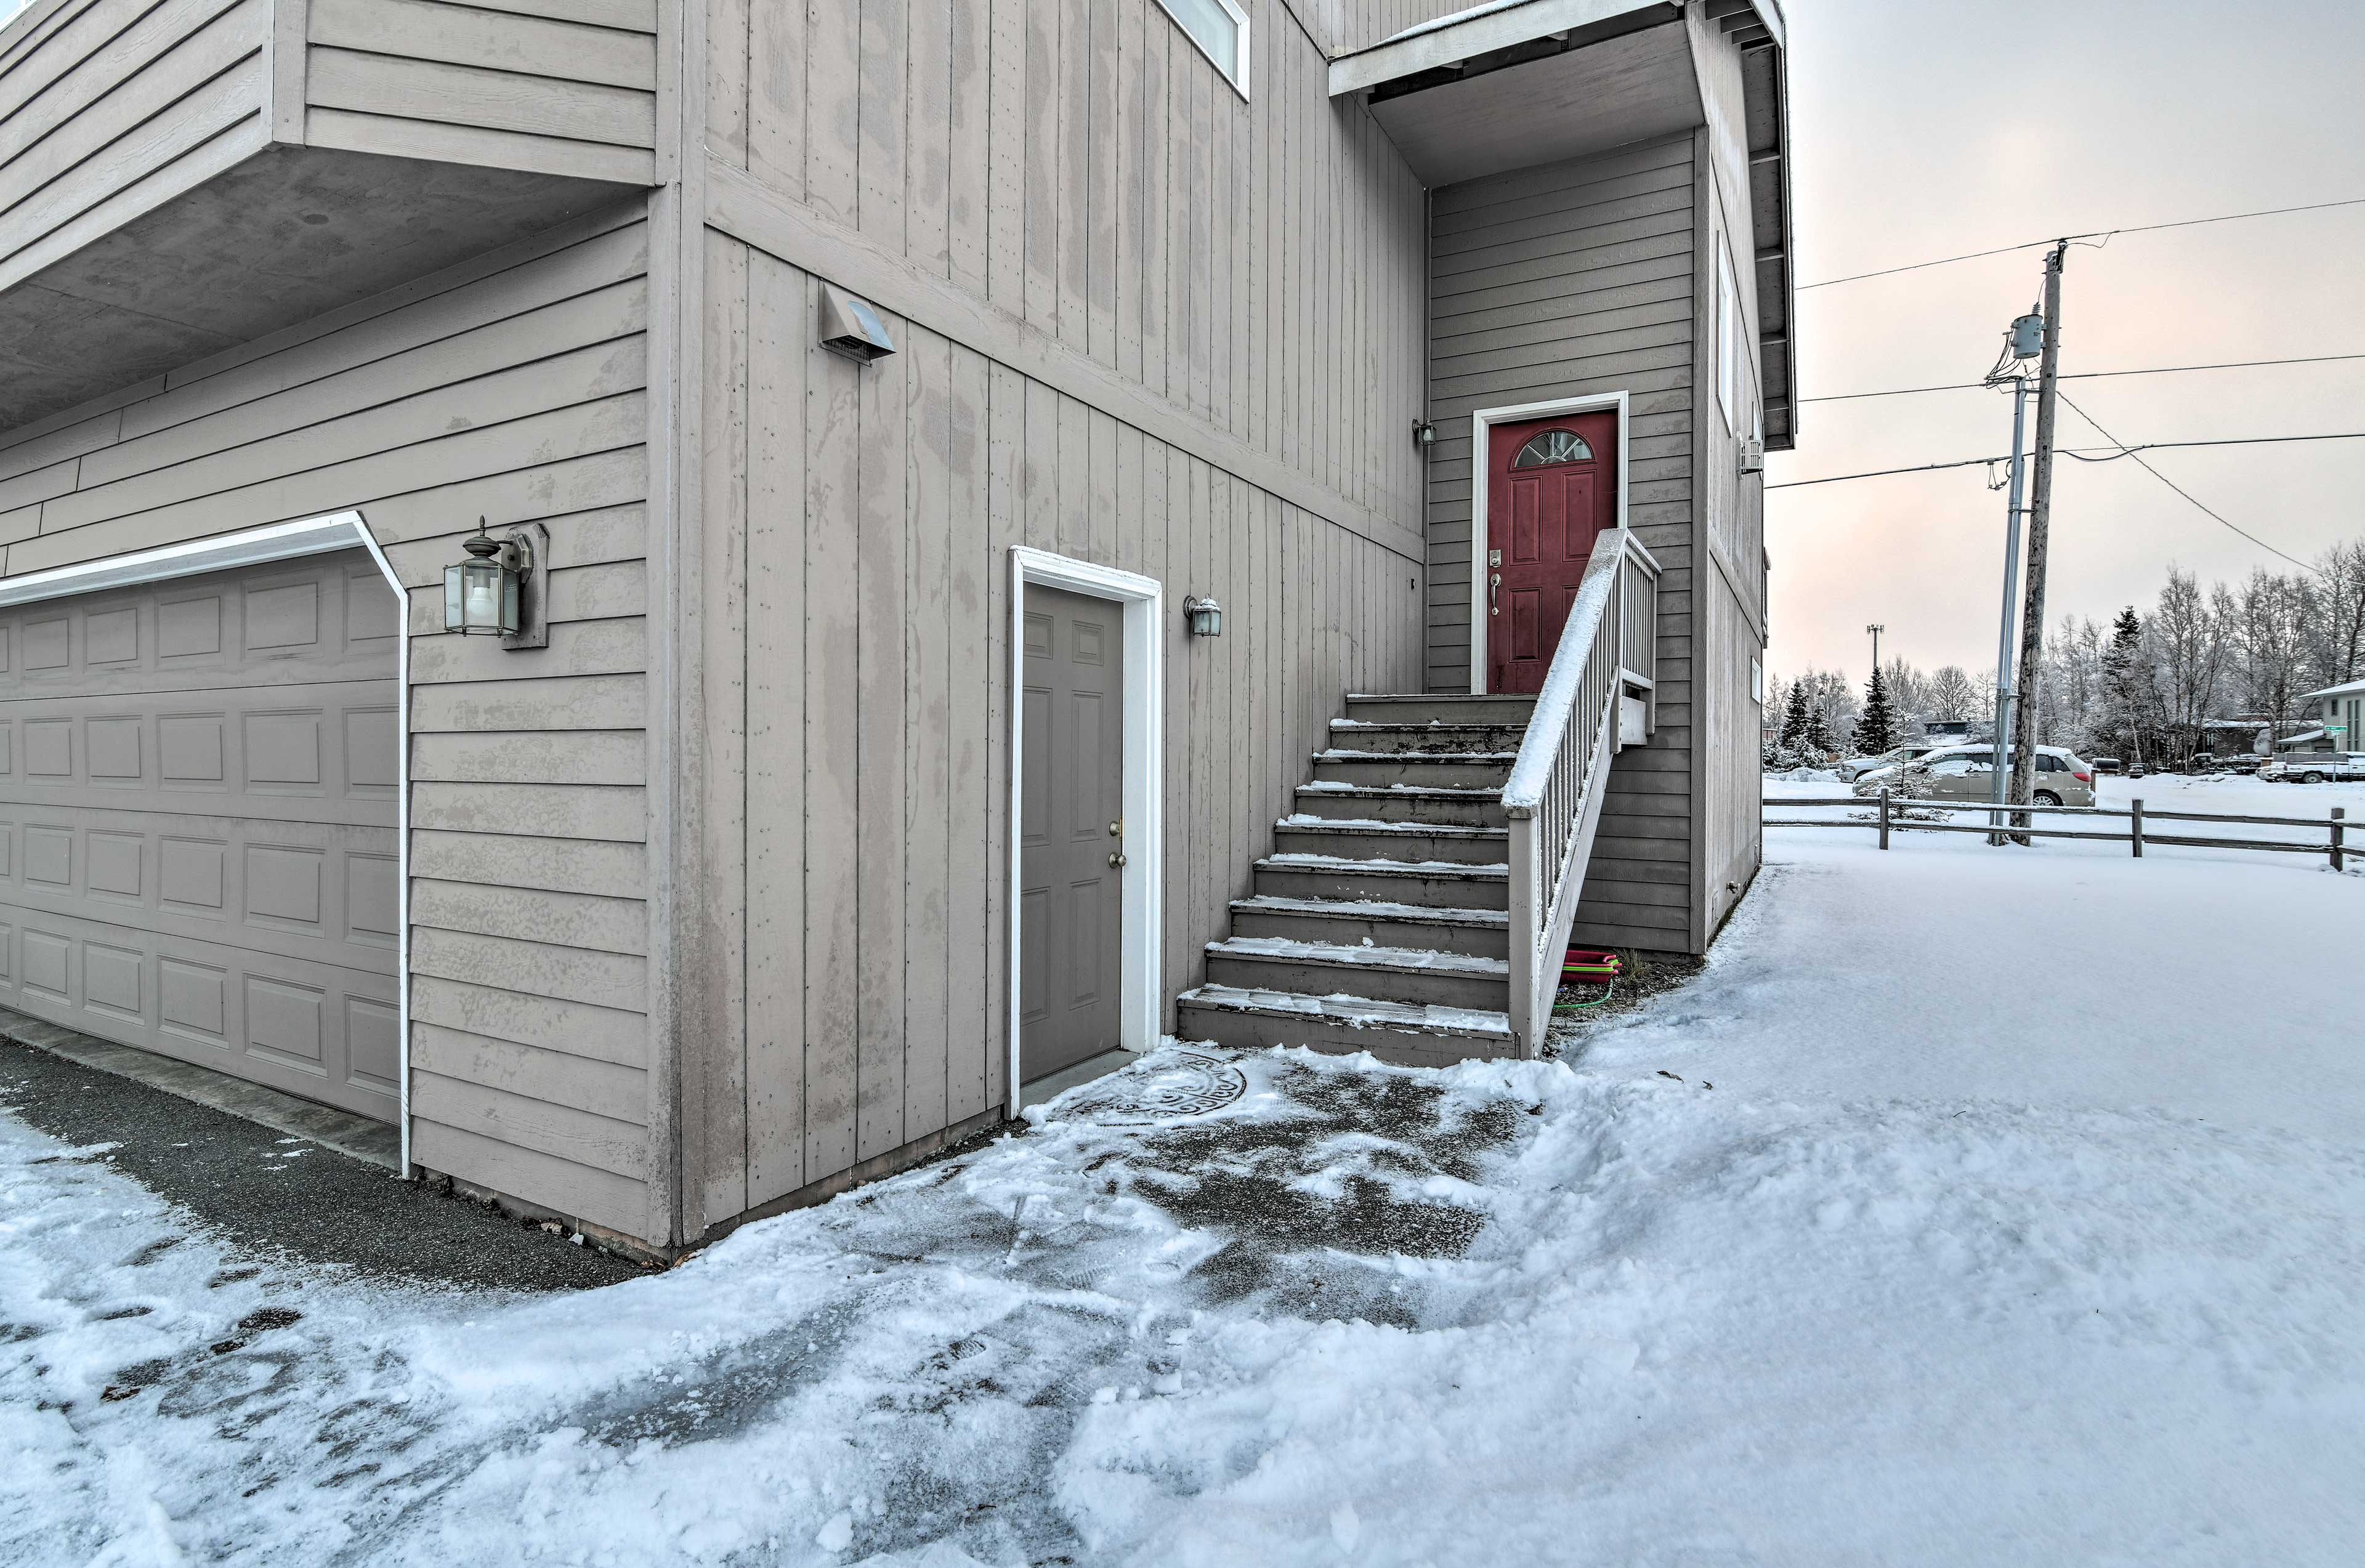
[1486,411,1618,694]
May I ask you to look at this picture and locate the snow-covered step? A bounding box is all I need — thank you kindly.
[1204,936,1511,1011]
[1311,748,1519,791]
[1325,719,1529,755]
[1174,983,1514,1062]
[1253,852,1510,910]
[1227,894,1511,960]
[1272,815,1509,866]
[1292,781,1508,828]
[1344,692,1537,727]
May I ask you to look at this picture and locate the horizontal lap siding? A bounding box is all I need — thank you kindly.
[704,0,1428,543]
[1296,1,1479,57]
[1425,133,1703,953]
[0,0,269,295]
[304,0,658,186]
[694,238,1423,1235]
[0,206,657,1238]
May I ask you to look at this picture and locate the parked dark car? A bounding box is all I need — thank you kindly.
[2090,757,2124,775]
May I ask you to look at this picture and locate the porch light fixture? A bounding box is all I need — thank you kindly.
[1411,419,1436,448]
[1182,595,1224,637]
[443,517,548,649]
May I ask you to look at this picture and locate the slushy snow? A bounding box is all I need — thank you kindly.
[3,808,2361,1565]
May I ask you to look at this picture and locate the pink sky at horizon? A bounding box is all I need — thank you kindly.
[1765,0,2365,686]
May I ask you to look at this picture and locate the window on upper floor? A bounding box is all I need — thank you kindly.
[1157,0,1250,98]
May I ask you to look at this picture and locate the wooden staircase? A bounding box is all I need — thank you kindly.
[1175,692,1536,1066]
[1175,527,1665,1067]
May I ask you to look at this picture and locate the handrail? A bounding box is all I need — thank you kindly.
[1503,528,1661,1056]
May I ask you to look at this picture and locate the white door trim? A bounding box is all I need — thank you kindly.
[1007,546,1165,1110]
[0,511,414,1168]
[1466,391,1630,693]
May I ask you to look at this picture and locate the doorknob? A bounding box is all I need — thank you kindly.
[1107,851,1128,869]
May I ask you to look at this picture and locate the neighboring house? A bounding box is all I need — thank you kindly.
[2197,717,2267,756]
[0,0,1793,1257]
[2298,678,2364,752]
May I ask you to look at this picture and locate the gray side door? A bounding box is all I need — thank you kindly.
[0,550,402,1120]
[1019,583,1125,1082]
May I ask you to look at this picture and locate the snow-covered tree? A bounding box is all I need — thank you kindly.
[2153,568,2229,765]
[1778,678,1811,752]
[1853,666,1898,755]
[1925,665,1979,727]
[1805,699,1836,757]
[2238,568,2312,743]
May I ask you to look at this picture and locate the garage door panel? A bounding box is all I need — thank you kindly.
[0,809,398,974]
[2,562,394,695]
[0,549,399,1120]
[0,899,399,1115]
[1,679,393,810]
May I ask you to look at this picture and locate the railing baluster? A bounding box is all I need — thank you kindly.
[1498,530,1662,1057]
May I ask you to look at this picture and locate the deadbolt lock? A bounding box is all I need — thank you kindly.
[1489,549,1502,567]
[1107,820,1123,837]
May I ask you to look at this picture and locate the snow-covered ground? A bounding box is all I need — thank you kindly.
[5,822,2361,1566]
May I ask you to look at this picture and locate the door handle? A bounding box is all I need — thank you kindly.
[1490,573,1501,616]
[1107,851,1128,870]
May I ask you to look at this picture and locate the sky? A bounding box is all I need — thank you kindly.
[1768,0,2365,685]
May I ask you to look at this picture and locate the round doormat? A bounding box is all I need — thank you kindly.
[1056,1051,1248,1125]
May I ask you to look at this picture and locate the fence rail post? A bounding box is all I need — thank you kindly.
[2335,807,2347,872]
[2132,797,2144,858]
[1878,787,1891,850]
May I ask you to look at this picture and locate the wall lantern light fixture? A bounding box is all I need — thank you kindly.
[443,517,549,649]
[1182,594,1224,637]
[1410,419,1436,449]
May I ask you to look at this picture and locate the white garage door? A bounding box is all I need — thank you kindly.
[0,549,402,1121]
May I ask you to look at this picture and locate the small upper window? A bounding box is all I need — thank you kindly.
[1157,0,1250,97]
[1512,429,1593,468]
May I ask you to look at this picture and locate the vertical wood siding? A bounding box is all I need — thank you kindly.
[1423,132,1700,952]
[0,204,658,1237]
[0,0,270,297]
[704,0,1428,538]
[691,235,1424,1233]
[303,0,660,186]
[1688,16,1767,941]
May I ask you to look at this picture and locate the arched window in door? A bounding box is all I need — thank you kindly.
[1511,428,1594,467]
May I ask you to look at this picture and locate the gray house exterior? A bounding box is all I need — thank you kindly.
[0,0,1793,1258]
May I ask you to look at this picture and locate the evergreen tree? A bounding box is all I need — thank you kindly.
[1779,680,1811,751]
[1853,665,1897,755]
[2100,606,2151,765]
[1805,700,1835,757]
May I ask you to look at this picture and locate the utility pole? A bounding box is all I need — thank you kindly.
[2006,243,2067,841]
[1988,372,2030,843]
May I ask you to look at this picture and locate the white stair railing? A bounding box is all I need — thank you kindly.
[1502,528,1661,1056]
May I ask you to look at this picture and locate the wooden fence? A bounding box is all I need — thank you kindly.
[1768,791,2351,870]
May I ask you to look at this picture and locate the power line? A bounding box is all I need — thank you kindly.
[2054,392,2325,576]
[1763,429,2365,490]
[1799,351,2365,404]
[1796,196,2365,291]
